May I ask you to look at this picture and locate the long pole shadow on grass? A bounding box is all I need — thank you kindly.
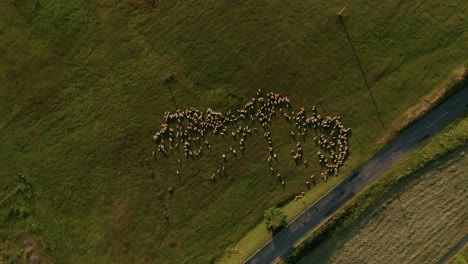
[338,9,385,129]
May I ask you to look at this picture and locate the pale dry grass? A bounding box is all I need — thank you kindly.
[298,147,468,264]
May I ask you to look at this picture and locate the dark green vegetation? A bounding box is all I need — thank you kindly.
[0,0,466,263]
[0,177,36,262]
[284,115,467,263]
[264,207,288,235]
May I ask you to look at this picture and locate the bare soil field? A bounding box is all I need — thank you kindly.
[298,146,467,264]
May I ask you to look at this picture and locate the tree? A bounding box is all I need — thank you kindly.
[264,206,288,235]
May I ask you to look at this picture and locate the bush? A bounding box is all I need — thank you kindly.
[264,206,287,235]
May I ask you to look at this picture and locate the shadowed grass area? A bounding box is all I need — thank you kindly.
[0,0,467,263]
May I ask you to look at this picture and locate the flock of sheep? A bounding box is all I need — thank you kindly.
[152,89,350,189]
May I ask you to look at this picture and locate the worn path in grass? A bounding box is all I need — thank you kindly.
[244,86,468,264]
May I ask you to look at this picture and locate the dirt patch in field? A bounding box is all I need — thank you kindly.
[299,146,467,264]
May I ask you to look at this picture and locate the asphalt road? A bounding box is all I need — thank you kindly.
[244,86,468,264]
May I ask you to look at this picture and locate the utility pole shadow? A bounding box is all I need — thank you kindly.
[338,8,385,129]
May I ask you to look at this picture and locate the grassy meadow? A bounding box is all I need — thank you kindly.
[0,0,467,263]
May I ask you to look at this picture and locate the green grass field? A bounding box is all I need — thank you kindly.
[0,0,467,263]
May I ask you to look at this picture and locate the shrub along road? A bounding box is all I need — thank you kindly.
[244,86,468,264]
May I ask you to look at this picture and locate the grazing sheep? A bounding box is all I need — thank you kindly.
[153,90,350,187]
